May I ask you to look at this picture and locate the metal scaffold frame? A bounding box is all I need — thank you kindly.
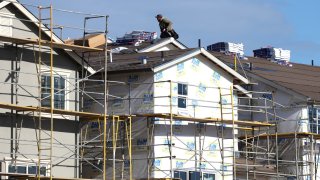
[0,1,319,180]
[0,1,111,179]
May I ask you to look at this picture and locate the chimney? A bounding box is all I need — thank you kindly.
[312,60,314,66]
[198,39,201,48]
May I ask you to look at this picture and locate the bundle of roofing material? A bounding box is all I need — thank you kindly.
[116,31,157,45]
[253,47,291,62]
[207,42,244,57]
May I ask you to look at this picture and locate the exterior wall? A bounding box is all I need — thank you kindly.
[84,55,239,180]
[0,4,79,178]
[238,77,311,180]
[152,55,237,180]
[249,80,308,133]
[82,71,154,179]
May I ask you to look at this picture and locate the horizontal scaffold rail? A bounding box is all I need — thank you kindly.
[135,113,274,127]
[0,172,97,180]
[239,132,320,140]
[0,35,105,52]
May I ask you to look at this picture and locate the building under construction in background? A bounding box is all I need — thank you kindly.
[0,0,319,180]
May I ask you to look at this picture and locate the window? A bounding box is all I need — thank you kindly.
[41,75,66,109]
[9,165,26,174]
[203,173,215,180]
[174,171,187,180]
[0,13,13,37]
[178,83,188,108]
[189,171,201,180]
[309,107,320,133]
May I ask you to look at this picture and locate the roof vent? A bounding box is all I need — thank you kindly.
[139,56,148,64]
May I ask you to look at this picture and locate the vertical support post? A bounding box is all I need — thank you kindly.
[311,135,315,180]
[37,6,42,180]
[234,54,237,71]
[49,5,54,180]
[245,131,249,180]
[271,91,279,180]
[147,117,150,180]
[75,61,79,178]
[295,131,299,180]
[129,116,132,180]
[218,87,225,180]
[112,116,116,180]
[103,15,109,180]
[230,86,236,180]
[169,80,173,178]
[264,97,270,165]
[275,130,279,180]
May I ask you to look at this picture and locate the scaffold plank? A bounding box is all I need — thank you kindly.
[0,35,105,51]
[239,132,320,140]
[136,113,274,127]
[0,102,104,118]
[0,172,97,179]
[0,103,274,127]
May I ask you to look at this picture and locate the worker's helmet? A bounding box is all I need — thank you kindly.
[155,14,163,18]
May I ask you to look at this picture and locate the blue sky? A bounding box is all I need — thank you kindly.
[21,0,320,65]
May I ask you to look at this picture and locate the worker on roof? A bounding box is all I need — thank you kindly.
[155,14,179,39]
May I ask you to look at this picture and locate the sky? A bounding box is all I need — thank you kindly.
[20,0,320,65]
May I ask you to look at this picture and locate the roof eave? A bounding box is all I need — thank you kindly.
[153,48,249,85]
[200,48,250,84]
[138,37,187,53]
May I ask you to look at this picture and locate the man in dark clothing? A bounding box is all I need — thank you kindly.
[156,14,179,39]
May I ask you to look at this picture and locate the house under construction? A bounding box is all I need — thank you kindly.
[0,1,319,180]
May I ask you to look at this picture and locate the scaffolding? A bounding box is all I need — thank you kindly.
[0,1,319,180]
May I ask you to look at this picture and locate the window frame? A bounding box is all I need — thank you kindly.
[202,172,215,180]
[309,107,320,134]
[177,83,188,109]
[174,170,187,180]
[4,158,49,176]
[39,67,70,117]
[41,73,67,110]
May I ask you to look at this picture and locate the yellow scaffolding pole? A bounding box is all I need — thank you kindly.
[125,116,132,180]
[218,87,225,180]
[230,86,236,180]
[37,5,42,180]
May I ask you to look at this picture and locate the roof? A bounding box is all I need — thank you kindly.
[0,0,96,74]
[88,48,249,84]
[209,51,320,102]
[138,37,187,52]
[89,49,191,72]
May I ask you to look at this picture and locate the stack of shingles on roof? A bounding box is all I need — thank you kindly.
[209,51,320,102]
[86,49,194,72]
